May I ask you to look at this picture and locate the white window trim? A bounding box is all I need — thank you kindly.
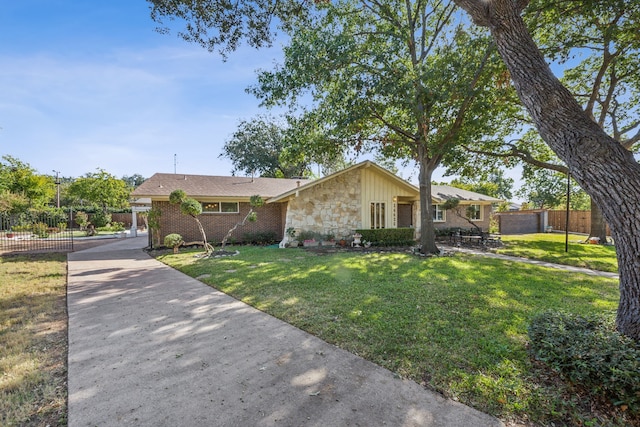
[370,201,386,229]
[468,204,482,221]
[200,201,240,214]
[432,204,446,222]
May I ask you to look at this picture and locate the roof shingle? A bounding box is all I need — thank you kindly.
[132,173,305,200]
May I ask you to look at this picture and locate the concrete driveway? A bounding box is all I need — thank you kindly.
[67,237,502,426]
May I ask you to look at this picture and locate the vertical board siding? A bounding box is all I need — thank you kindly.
[360,168,417,229]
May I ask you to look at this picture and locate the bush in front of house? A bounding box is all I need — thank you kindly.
[242,231,278,245]
[355,228,415,247]
[164,233,184,253]
[528,310,640,412]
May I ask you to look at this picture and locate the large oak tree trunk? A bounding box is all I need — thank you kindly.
[455,0,640,339]
[418,149,440,254]
[590,199,608,243]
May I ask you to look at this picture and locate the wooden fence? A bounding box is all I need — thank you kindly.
[547,210,610,235]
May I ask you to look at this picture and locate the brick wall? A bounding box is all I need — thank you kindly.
[154,201,285,244]
[434,205,493,231]
[496,210,546,234]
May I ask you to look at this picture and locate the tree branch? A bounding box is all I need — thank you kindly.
[463,142,569,174]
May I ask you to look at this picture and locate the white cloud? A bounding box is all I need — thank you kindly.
[0,42,278,178]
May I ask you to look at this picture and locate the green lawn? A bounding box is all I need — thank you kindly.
[497,233,618,273]
[0,253,67,427]
[158,246,629,426]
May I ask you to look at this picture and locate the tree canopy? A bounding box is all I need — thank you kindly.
[250,0,516,253]
[446,170,514,201]
[515,167,590,211]
[0,155,55,212]
[67,169,131,212]
[169,189,214,254]
[221,115,312,178]
[458,0,640,240]
[122,174,147,188]
[149,0,308,57]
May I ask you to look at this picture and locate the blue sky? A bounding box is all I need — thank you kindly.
[1,1,525,191]
[0,1,291,179]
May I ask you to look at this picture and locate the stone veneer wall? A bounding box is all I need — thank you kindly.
[285,169,362,239]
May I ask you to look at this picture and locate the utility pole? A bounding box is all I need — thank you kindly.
[53,170,61,208]
[565,171,570,253]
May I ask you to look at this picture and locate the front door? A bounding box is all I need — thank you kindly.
[397,203,412,228]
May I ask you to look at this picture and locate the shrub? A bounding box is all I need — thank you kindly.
[110,222,125,232]
[75,211,89,230]
[528,310,640,411]
[355,228,415,247]
[91,210,111,228]
[242,231,278,245]
[32,222,49,238]
[297,230,320,242]
[164,233,184,253]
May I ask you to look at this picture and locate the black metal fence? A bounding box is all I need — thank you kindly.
[0,210,74,253]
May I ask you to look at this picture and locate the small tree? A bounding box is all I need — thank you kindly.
[91,210,112,228]
[164,233,184,254]
[220,195,264,250]
[75,211,89,231]
[169,189,214,255]
[147,208,162,248]
[68,169,130,213]
[441,198,483,234]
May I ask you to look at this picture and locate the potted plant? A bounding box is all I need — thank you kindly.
[352,232,363,247]
[298,230,319,247]
[321,233,335,246]
[303,238,319,247]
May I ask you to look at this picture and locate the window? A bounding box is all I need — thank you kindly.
[221,202,239,213]
[202,202,220,213]
[468,204,482,221]
[201,201,239,213]
[432,204,445,222]
[370,202,385,229]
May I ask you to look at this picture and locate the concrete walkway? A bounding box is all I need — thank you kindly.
[443,245,619,279]
[67,237,503,427]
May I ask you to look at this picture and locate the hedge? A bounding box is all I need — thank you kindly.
[355,228,415,247]
[528,310,640,411]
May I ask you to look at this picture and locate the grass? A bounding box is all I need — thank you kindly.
[497,233,618,273]
[157,245,633,426]
[0,253,68,427]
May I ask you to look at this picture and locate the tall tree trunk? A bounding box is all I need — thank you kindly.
[192,215,214,255]
[589,199,608,243]
[418,152,439,254]
[455,0,640,339]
